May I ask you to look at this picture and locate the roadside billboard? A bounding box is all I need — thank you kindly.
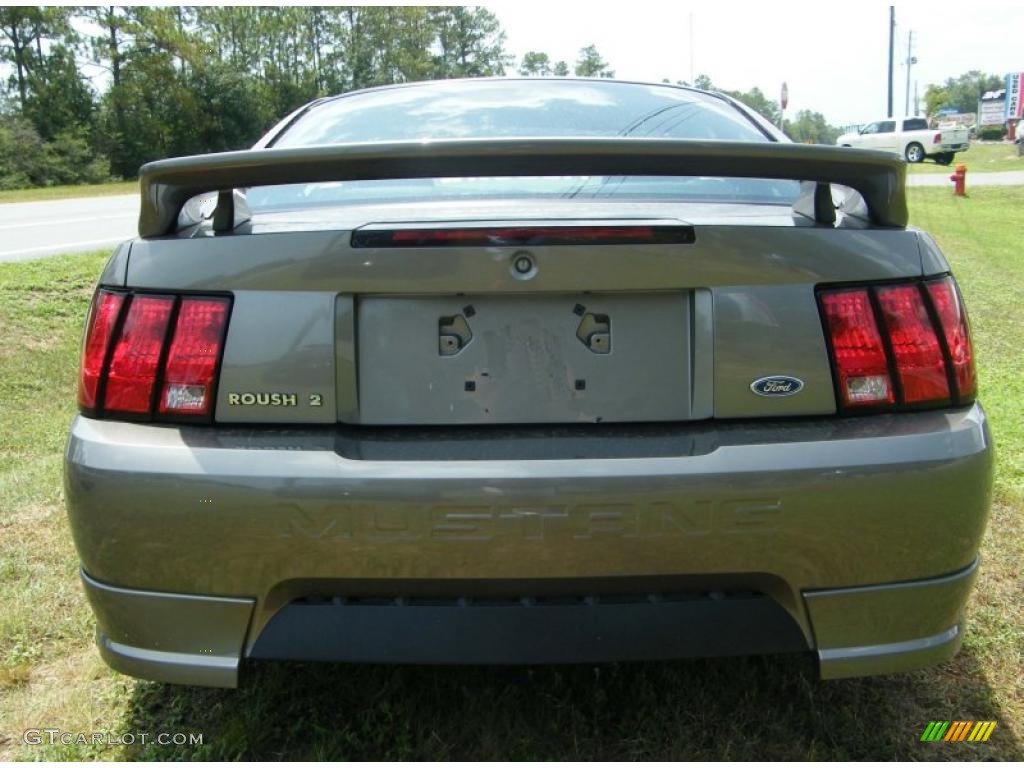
[1007,73,1024,120]
[980,95,1006,126]
[938,113,976,129]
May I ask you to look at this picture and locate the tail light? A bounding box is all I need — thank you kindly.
[819,289,894,408]
[351,224,696,248]
[875,285,949,404]
[818,277,975,412]
[77,290,231,422]
[104,296,174,414]
[159,298,231,416]
[927,277,977,399]
[78,291,125,409]
[933,133,942,144]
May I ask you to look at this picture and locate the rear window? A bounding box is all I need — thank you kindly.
[903,118,928,131]
[273,79,771,145]
[244,80,798,212]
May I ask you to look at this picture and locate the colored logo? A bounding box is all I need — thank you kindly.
[921,721,996,742]
[750,375,804,397]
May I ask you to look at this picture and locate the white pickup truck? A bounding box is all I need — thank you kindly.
[836,117,970,164]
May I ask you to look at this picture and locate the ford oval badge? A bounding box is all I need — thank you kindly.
[751,375,804,397]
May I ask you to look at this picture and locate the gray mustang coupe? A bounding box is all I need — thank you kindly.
[65,78,992,687]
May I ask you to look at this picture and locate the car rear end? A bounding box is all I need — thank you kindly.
[65,80,992,687]
[933,123,971,156]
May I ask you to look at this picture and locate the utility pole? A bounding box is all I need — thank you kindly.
[904,29,917,116]
[689,12,694,85]
[780,81,789,131]
[914,81,919,116]
[887,6,895,118]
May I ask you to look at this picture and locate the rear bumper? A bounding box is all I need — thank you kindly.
[83,568,252,688]
[807,557,977,678]
[83,559,977,687]
[66,405,992,686]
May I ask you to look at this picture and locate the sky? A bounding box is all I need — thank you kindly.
[489,0,1024,126]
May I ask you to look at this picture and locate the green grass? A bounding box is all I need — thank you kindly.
[1,190,1022,759]
[908,142,1023,174]
[0,181,137,205]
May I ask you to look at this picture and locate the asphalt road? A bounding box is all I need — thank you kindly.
[0,194,138,263]
[2,170,1022,263]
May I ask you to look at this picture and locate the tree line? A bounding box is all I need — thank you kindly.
[669,74,840,145]
[924,71,1005,117]
[0,6,512,187]
[924,70,1008,139]
[1,6,644,189]
[7,6,978,192]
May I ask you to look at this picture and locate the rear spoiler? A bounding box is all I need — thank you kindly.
[137,138,907,237]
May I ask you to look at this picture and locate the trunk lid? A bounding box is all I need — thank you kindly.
[124,198,928,426]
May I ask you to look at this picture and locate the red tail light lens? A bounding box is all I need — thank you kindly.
[927,277,976,401]
[820,288,894,408]
[876,285,950,404]
[159,298,231,416]
[819,277,977,412]
[351,225,696,248]
[104,296,175,414]
[77,290,231,421]
[78,291,125,409]
[933,133,942,144]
